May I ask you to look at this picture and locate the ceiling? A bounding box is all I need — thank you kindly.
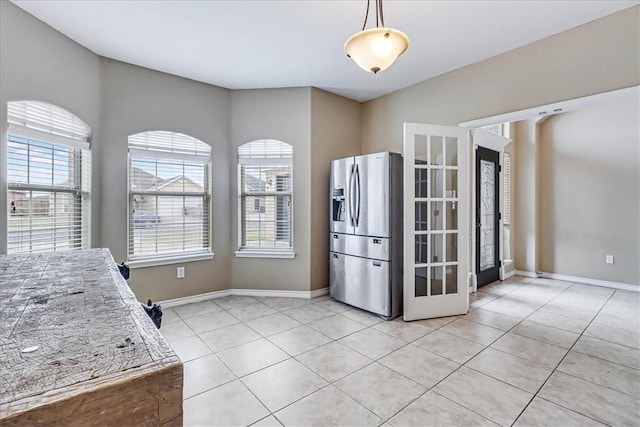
[12,0,638,102]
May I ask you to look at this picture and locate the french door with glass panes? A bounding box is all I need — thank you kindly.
[403,123,469,321]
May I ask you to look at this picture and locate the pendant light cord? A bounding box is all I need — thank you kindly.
[361,0,370,31]
[378,0,385,27]
[361,0,385,30]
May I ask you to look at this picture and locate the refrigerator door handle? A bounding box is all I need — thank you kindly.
[348,164,355,226]
[355,163,361,227]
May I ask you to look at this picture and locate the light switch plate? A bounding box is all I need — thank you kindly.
[605,255,614,264]
[177,266,185,278]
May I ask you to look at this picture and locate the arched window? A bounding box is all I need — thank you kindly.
[128,131,212,263]
[6,101,91,254]
[237,139,293,257]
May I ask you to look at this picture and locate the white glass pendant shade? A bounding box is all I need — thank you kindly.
[344,27,409,74]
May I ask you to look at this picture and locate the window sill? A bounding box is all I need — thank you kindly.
[503,259,513,266]
[235,250,296,259]
[128,252,214,269]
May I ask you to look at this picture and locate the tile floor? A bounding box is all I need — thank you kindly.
[160,277,640,426]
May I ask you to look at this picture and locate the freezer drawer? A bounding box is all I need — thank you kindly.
[329,233,391,261]
[330,252,391,317]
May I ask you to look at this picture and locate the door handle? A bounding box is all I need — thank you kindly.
[355,163,361,227]
[348,164,354,226]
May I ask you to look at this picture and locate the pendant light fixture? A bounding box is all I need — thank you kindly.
[344,0,409,74]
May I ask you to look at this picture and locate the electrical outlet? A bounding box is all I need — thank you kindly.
[177,266,185,279]
[605,255,614,265]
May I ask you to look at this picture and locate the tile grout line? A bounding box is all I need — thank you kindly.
[509,285,620,426]
[168,281,635,426]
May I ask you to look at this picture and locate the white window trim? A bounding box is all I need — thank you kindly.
[234,249,295,259]
[128,250,214,268]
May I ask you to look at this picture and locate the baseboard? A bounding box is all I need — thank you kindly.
[158,287,329,308]
[515,270,539,278]
[158,289,232,308]
[539,272,639,292]
[311,287,330,298]
[503,269,516,279]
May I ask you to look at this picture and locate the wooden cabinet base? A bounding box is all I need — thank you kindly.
[0,249,183,426]
[2,363,183,427]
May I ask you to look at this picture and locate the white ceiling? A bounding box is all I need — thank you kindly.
[12,0,638,102]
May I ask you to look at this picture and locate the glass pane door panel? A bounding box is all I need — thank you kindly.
[415,235,428,264]
[480,159,496,271]
[415,168,428,198]
[446,170,458,197]
[415,267,428,297]
[431,233,443,263]
[445,137,458,166]
[446,202,458,230]
[446,234,458,262]
[415,202,428,231]
[430,136,443,165]
[446,267,458,294]
[430,201,443,230]
[430,169,444,198]
[431,266,443,295]
[415,135,428,163]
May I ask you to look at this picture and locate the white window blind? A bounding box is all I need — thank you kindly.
[503,153,511,226]
[128,131,211,260]
[503,152,512,261]
[6,101,92,254]
[238,140,293,251]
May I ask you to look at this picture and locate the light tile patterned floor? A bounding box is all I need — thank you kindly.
[161,277,640,427]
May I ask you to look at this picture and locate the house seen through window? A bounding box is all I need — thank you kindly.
[6,101,92,254]
[128,131,212,261]
[238,139,293,256]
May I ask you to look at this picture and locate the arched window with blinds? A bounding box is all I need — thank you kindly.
[6,101,92,254]
[128,131,212,264]
[237,139,294,257]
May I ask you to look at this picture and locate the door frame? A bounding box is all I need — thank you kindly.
[469,129,510,292]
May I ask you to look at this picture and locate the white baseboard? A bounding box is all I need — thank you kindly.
[539,272,639,292]
[515,270,539,278]
[311,287,330,298]
[158,289,232,308]
[503,269,516,279]
[158,287,329,308]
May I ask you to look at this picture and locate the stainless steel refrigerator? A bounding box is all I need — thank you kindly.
[329,152,403,319]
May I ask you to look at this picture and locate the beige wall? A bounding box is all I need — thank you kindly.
[361,6,639,286]
[537,97,639,285]
[99,59,232,301]
[310,89,362,291]
[361,6,639,153]
[513,119,539,273]
[0,1,102,250]
[229,88,312,291]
